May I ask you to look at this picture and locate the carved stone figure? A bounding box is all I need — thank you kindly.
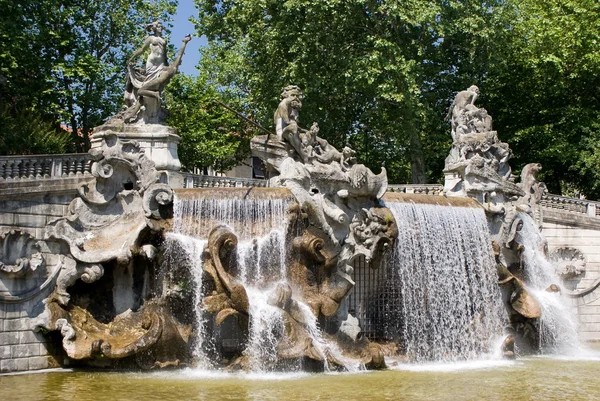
[124,21,168,110]
[444,86,523,202]
[33,299,191,367]
[445,85,480,140]
[274,85,320,163]
[46,134,172,273]
[200,224,393,370]
[0,230,44,278]
[30,133,185,369]
[249,85,397,367]
[119,34,192,124]
[517,163,547,212]
[550,247,586,280]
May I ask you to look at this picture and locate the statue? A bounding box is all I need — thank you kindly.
[445,85,480,140]
[443,85,522,200]
[124,21,168,109]
[274,85,319,163]
[249,85,396,365]
[117,22,192,124]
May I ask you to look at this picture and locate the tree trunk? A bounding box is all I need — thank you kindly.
[410,129,426,184]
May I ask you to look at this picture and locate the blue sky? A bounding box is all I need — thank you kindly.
[170,2,206,76]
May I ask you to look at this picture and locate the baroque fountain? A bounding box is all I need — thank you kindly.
[0,24,594,390]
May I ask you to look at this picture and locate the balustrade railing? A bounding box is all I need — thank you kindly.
[540,194,599,217]
[0,154,92,181]
[387,184,444,196]
[182,173,269,189]
[2,153,600,219]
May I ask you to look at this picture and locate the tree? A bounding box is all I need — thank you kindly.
[194,0,512,184]
[0,0,176,153]
[483,0,600,198]
[164,74,255,172]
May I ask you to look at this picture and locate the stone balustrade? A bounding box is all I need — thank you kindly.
[388,184,444,196]
[0,154,92,181]
[1,154,599,218]
[182,173,269,189]
[540,193,600,217]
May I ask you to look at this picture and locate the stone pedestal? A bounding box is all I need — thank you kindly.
[91,123,183,187]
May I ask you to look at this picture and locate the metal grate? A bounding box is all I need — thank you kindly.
[347,255,402,342]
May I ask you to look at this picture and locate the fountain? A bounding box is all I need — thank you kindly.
[0,22,589,374]
[382,201,504,362]
[443,85,584,356]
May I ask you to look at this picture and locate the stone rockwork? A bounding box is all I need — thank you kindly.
[0,133,195,372]
[249,85,397,368]
[443,86,568,354]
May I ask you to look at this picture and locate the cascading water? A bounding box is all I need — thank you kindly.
[173,196,290,240]
[168,191,353,372]
[171,193,291,370]
[167,191,363,372]
[517,213,584,354]
[162,233,210,366]
[383,202,505,362]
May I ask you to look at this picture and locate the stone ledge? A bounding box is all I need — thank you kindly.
[543,208,600,231]
[0,176,91,199]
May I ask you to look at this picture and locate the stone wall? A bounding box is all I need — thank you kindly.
[542,209,600,342]
[0,176,88,373]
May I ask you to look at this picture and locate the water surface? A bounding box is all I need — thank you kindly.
[3,354,600,401]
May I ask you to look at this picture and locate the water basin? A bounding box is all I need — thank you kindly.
[2,350,599,401]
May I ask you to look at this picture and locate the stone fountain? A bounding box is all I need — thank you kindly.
[443,85,582,355]
[0,22,585,372]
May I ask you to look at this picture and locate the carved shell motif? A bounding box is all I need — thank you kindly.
[550,247,586,280]
[0,230,44,277]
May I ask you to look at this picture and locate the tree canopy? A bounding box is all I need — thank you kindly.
[193,0,600,197]
[1,0,176,153]
[3,0,600,198]
[164,74,254,173]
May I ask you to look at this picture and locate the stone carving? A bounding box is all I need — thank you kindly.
[34,299,190,366]
[0,229,44,277]
[46,133,172,268]
[550,247,586,280]
[115,21,191,125]
[29,132,188,370]
[494,242,542,352]
[249,86,397,362]
[253,85,388,242]
[515,163,547,218]
[124,21,168,109]
[200,224,392,370]
[443,86,522,201]
[54,255,104,306]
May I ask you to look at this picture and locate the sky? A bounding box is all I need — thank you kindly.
[170,2,206,76]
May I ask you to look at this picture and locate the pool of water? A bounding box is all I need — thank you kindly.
[3,353,600,401]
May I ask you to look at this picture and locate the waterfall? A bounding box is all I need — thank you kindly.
[168,192,301,370]
[517,213,583,353]
[384,202,505,362]
[162,233,211,366]
[173,196,290,240]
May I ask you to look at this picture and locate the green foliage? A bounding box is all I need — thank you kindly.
[164,74,254,172]
[0,106,74,155]
[0,0,177,153]
[194,0,511,184]
[483,0,600,198]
